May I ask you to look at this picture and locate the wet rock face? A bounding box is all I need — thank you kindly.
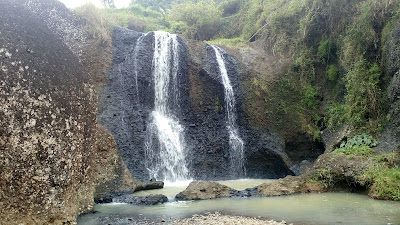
[0,0,96,224]
[385,21,400,78]
[99,27,191,180]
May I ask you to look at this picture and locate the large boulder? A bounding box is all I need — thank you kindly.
[0,0,97,224]
[175,181,235,200]
[257,176,325,196]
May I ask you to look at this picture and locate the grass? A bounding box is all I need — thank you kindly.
[207,37,248,49]
[361,165,400,201]
[74,3,167,44]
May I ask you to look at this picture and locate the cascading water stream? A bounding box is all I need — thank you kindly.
[211,45,245,177]
[144,31,190,183]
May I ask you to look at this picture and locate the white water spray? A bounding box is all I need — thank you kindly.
[144,31,190,183]
[211,45,245,177]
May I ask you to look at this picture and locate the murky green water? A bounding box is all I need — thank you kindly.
[78,180,400,225]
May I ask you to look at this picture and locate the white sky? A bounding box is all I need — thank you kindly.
[58,0,131,9]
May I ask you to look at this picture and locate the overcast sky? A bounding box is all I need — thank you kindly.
[58,0,131,8]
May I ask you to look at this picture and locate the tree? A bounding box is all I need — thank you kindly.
[102,0,115,8]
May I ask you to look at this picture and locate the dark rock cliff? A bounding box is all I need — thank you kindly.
[100,27,294,182]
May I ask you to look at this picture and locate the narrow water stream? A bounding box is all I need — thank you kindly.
[78,180,400,225]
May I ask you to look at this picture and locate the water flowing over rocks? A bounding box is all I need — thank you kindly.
[211,45,245,177]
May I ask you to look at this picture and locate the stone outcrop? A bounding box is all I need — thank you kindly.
[175,181,234,200]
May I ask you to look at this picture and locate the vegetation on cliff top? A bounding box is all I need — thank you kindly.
[75,0,400,140]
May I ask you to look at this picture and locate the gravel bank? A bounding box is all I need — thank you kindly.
[172,212,292,225]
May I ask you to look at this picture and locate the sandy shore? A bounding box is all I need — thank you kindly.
[172,212,292,225]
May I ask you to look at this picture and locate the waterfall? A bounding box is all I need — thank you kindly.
[211,45,245,177]
[144,31,190,183]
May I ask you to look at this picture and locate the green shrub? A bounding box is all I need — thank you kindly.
[325,102,349,128]
[318,39,333,64]
[326,64,339,82]
[334,133,378,156]
[207,37,247,49]
[344,60,384,130]
[168,0,222,40]
[219,0,241,17]
[74,4,117,45]
[169,21,188,35]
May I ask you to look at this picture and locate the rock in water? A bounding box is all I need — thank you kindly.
[175,181,236,200]
[139,181,165,191]
[113,194,168,205]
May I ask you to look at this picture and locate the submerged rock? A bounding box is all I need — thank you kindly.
[113,194,168,205]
